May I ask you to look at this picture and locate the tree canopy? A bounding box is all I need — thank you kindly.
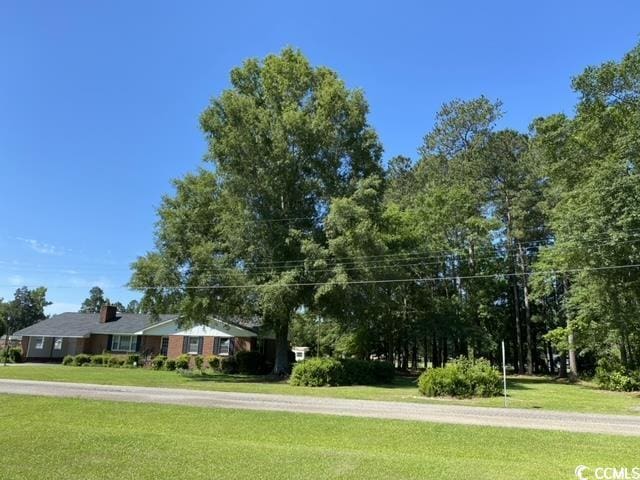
[131,42,640,376]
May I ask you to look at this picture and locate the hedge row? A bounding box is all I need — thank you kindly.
[290,358,395,387]
[417,357,501,398]
[62,353,141,368]
[149,351,266,374]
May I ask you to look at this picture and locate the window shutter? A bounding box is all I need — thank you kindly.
[197,337,203,355]
[182,336,189,354]
[135,336,142,353]
[213,337,219,355]
[106,335,113,351]
[229,337,235,355]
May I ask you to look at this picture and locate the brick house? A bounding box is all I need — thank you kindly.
[13,305,272,362]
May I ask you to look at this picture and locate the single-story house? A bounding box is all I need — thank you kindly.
[13,305,275,362]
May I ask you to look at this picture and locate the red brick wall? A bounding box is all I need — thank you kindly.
[88,334,110,354]
[202,337,214,356]
[167,335,184,358]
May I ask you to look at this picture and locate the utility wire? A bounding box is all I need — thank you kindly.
[6,263,638,290]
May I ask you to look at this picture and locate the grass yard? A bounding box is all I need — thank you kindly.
[1,394,638,480]
[1,365,639,415]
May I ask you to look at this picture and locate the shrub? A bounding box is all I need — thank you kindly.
[108,355,125,368]
[165,359,177,371]
[206,355,220,370]
[339,358,375,385]
[62,355,74,366]
[418,358,501,398]
[73,354,91,367]
[595,366,640,392]
[175,354,190,370]
[290,358,344,387]
[91,355,105,366]
[1,347,22,364]
[235,351,263,374]
[194,355,204,370]
[125,354,140,367]
[220,356,237,374]
[151,355,166,370]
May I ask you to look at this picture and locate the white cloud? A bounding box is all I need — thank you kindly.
[45,302,81,316]
[17,237,65,256]
[7,275,25,286]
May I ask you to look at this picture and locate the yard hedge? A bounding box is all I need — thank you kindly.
[290,358,396,387]
[418,357,501,398]
[235,351,264,374]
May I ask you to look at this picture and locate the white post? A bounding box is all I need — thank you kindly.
[501,340,508,407]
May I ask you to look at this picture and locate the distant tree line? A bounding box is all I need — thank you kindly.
[79,286,141,314]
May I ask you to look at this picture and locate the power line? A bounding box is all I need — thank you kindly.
[4,234,639,276]
[5,262,636,290]
[129,263,640,289]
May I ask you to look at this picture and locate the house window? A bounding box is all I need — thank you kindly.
[187,336,201,354]
[111,335,137,352]
[34,336,45,349]
[53,337,63,350]
[217,338,230,356]
[160,336,169,356]
[295,351,304,360]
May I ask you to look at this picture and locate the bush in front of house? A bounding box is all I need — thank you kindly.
[91,355,105,366]
[194,355,204,370]
[165,358,177,371]
[418,357,501,398]
[175,354,190,370]
[151,355,166,370]
[1,347,22,364]
[206,355,220,370]
[73,354,91,367]
[125,354,140,367]
[62,355,74,365]
[220,356,237,374]
[235,351,264,374]
[290,357,344,387]
[108,355,125,368]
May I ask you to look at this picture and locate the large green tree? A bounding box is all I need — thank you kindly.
[531,42,640,373]
[132,48,382,373]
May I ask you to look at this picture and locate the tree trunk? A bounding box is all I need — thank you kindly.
[432,336,440,368]
[558,352,567,378]
[512,279,524,374]
[547,342,555,375]
[273,321,290,375]
[568,331,578,379]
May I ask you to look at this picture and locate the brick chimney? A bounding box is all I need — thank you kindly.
[100,305,117,323]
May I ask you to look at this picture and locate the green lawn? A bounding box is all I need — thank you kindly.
[0,394,637,480]
[1,364,639,415]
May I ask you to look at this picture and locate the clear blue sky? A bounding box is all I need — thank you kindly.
[1,0,639,314]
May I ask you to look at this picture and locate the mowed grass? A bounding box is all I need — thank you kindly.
[1,365,639,415]
[0,394,638,480]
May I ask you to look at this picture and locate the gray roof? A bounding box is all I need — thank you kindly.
[13,313,178,338]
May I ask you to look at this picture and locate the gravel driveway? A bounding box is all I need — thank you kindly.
[1,379,639,436]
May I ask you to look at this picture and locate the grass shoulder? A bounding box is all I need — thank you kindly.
[1,364,638,415]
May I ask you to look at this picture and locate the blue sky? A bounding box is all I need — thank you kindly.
[1,0,639,314]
